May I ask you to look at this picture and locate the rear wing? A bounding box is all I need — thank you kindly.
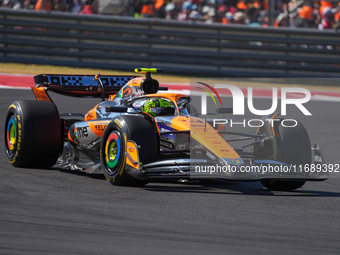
[32,74,138,100]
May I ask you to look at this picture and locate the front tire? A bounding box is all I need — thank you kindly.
[100,115,159,186]
[4,100,62,168]
[259,119,311,191]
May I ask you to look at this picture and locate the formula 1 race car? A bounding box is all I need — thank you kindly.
[4,68,328,191]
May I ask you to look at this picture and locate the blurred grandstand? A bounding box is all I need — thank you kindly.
[1,0,340,29]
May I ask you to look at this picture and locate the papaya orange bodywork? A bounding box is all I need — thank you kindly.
[88,120,111,138]
[31,87,51,101]
[171,116,241,159]
[108,94,116,101]
[126,141,139,170]
[85,105,98,121]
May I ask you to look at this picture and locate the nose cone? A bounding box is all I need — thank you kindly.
[188,117,243,163]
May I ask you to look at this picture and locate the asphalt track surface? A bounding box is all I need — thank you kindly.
[0,88,340,255]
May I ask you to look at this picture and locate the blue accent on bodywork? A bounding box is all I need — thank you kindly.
[47,75,136,87]
[158,123,176,140]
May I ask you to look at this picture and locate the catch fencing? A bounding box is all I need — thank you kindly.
[1,9,340,77]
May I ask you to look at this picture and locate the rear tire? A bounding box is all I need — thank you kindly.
[4,100,62,168]
[100,115,158,186]
[259,119,311,191]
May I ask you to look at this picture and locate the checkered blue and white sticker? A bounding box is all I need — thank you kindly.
[47,75,135,87]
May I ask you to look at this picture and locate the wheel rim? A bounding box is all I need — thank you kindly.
[105,131,121,174]
[6,116,17,156]
[108,141,117,162]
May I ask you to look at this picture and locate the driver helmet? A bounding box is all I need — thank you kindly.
[143,98,173,117]
[117,85,144,99]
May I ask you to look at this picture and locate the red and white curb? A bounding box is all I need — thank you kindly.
[0,74,34,90]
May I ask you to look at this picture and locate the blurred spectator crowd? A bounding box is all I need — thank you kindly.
[135,0,340,29]
[1,0,340,29]
[0,0,97,14]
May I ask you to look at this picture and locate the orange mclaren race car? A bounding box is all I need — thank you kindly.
[4,69,327,191]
